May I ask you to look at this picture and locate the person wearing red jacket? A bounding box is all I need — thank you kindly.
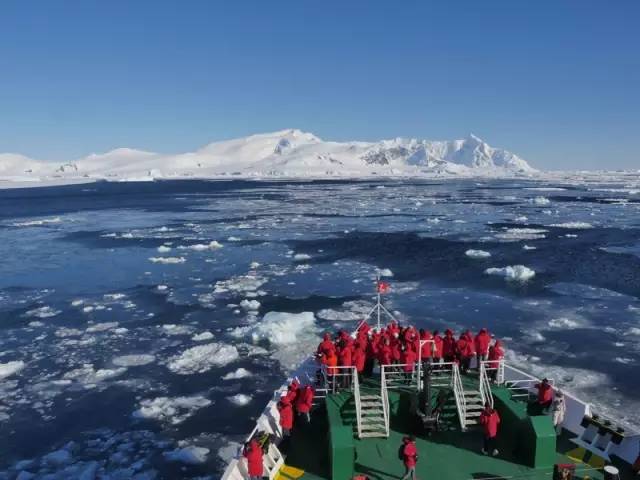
[534,378,554,415]
[277,397,294,436]
[284,379,300,404]
[353,347,366,377]
[475,328,491,368]
[317,332,335,358]
[442,329,456,362]
[400,346,417,384]
[295,384,314,423]
[324,350,338,391]
[488,340,504,382]
[433,330,443,363]
[338,345,354,388]
[243,438,264,480]
[457,333,474,374]
[479,403,501,456]
[378,340,393,366]
[400,435,418,480]
[419,329,433,363]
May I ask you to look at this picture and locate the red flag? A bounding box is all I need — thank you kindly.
[377,281,390,294]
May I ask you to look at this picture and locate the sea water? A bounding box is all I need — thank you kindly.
[0,178,639,478]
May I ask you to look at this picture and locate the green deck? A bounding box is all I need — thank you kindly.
[279,373,635,480]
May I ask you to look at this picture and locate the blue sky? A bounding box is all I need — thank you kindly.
[1,1,638,170]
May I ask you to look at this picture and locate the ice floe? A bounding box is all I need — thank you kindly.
[192,331,214,341]
[250,311,316,345]
[157,245,172,253]
[179,240,223,251]
[0,361,25,380]
[161,324,193,336]
[547,317,583,330]
[24,306,61,318]
[148,256,186,264]
[86,322,119,333]
[133,395,211,425]
[485,265,536,282]
[377,268,394,277]
[63,364,127,385]
[494,228,547,241]
[465,249,491,259]
[222,368,253,380]
[316,300,371,322]
[530,196,551,205]
[548,221,593,229]
[240,299,260,311]
[167,343,239,375]
[12,217,62,227]
[112,354,156,367]
[227,393,252,406]
[213,274,267,294]
[163,445,210,464]
[293,253,311,261]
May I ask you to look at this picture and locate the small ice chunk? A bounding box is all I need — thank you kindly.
[549,222,593,229]
[240,299,260,311]
[24,306,61,318]
[112,354,155,367]
[148,256,186,264]
[168,343,239,375]
[164,446,210,464]
[222,368,253,380]
[133,395,211,425]
[180,241,223,251]
[377,268,394,277]
[293,253,311,261]
[192,331,214,342]
[531,196,551,205]
[157,245,172,253]
[86,322,119,333]
[547,317,582,330]
[485,265,536,282]
[227,394,252,406]
[465,249,491,259]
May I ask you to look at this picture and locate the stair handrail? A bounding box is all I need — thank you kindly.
[479,361,494,409]
[352,366,363,438]
[451,363,467,431]
[381,367,390,437]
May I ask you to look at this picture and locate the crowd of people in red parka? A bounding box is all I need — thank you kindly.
[315,320,505,378]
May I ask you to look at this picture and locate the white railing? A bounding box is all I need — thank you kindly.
[221,406,286,480]
[380,363,419,391]
[500,361,640,465]
[502,363,554,400]
[451,363,467,431]
[352,366,362,438]
[429,361,456,387]
[381,367,390,437]
[320,365,355,395]
[479,362,494,408]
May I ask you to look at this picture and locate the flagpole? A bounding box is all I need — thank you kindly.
[376,275,381,330]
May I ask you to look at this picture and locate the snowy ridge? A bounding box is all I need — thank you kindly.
[0,129,536,184]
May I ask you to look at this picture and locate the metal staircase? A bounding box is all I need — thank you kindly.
[461,388,484,428]
[357,392,388,438]
[451,364,487,431]
[352,367,389,438]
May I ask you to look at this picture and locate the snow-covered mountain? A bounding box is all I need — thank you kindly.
[0,129,536,184]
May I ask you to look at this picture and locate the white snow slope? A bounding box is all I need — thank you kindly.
[0,129,537,184]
